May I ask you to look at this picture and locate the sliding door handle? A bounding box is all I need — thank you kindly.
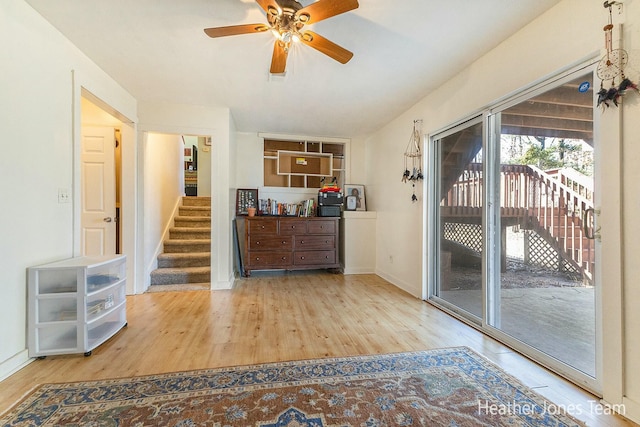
[583,208,601,241]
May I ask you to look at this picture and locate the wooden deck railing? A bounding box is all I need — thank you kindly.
[442,163,595,281]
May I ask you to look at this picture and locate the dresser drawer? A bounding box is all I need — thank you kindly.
[307,220,336,234]
[295,235,335,250]
[249,236,292,251]
[248,220,278,235]
[279,220,306,235]
[293,250,336,265]
[246,252,291,267]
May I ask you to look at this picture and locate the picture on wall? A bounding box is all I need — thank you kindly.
[344,184,366,211]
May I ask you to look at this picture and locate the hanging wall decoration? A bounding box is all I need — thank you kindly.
[402,119,423,202]
[596,1,638,110]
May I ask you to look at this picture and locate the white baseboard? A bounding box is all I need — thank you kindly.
[343,267,376,275]
[211,272,235,290]
[375,268,421,299]
[0,350,32,382]
[622,397,640,424]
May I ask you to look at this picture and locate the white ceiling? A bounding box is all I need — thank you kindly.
[25,0,560,138]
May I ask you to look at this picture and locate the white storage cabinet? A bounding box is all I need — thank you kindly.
[28,255,127,357]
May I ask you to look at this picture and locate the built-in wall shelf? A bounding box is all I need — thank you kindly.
[263,139,345,189]
[277,150,332,177]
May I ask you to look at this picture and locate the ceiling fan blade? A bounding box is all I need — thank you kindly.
[296,0,359,25]
[300,31,353,64]
[270,42,288,74]
[256,0,280,15]
[204,24,269,38]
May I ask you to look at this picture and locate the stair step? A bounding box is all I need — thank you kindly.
[157,252,210,268]
[150,266,211,285]
[147,282,211,292]
[179,206,211,217]
[163,239,211,253]
[174,216,211,227]
[169,227,211,240]
[182,196,211,207]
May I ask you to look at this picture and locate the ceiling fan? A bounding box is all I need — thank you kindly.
[204,0,359,74]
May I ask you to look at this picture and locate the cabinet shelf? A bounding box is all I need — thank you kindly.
[37,292,77,299]
[87,300,125,325]
[87,278,125,297]
[28,255,127,357]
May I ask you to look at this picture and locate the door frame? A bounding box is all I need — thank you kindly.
[72,80,138,294]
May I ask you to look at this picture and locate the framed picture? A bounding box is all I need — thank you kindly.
[344,184,366,211]
[236,188,258,216]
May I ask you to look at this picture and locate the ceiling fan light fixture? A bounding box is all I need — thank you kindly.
[267,5,280,16]
[281,31,292,43]
[204,0,359,73]
[298,13,310,24]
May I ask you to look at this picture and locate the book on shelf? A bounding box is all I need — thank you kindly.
[257,198,316,217]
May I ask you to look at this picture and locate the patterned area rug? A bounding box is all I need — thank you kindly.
[1,347,583,426]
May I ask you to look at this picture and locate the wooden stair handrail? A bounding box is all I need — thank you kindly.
[442,163,595,283]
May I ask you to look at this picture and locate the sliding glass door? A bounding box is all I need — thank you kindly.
[490,72,596,378]
[429,68,598,388]
[431,118,484,320]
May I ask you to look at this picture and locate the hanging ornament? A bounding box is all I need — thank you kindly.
[402,119,423,202]
[595,1,637,109]
[618,72,639,94]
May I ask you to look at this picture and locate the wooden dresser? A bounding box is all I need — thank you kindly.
[242,217,340,276]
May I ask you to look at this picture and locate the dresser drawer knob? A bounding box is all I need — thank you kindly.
[282,241,286,244]
[282,257,286,260]
[256,241,260,245]
[256,257,260,261]
[301,240,305,244]
[301,256,305,260]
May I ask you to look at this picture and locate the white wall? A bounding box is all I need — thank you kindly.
[368,0,603,298]
[142,133,184,286]
[235,132,264,190]
[365,0,640,421]
[137,101,234,289]
[0,0,137,379]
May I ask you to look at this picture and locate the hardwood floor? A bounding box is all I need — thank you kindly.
[0,272,635,426]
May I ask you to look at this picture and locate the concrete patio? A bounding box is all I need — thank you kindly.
[440,286,595,376]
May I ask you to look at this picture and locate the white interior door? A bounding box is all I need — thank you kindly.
[81,126,116,256]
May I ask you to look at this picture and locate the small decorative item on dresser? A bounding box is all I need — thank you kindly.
[344,184,366,211]
[236,188,258,216]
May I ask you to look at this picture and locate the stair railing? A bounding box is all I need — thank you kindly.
[522,165,595,280]
[442,164,595,281]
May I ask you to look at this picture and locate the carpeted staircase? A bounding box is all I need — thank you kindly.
[149,196,211,292]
